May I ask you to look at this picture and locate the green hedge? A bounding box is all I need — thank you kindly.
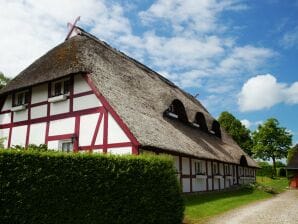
[0,150,184,224]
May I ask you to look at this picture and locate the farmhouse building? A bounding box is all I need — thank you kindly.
[287,151,298,188]
[0,27,257,193]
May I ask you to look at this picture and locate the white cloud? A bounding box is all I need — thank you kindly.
[240,119,251,128]
[0,0,131,77]
[280,26,298,49]
[238,74,298,111]
[139,0,247,34]
[240,119,262,129]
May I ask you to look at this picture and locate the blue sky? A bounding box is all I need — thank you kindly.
[0,0,297,144]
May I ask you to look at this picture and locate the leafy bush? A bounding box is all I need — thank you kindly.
[277,167,286,177]
[0,149,184,224]
[256,161,273,177]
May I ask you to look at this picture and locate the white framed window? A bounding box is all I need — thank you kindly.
[58,140,73,153]
[51,78,71,97]
[13,90,30,106]
[195,161,204,174]
[213,163,218,174]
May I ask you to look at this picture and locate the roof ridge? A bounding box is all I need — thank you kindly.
[75,26,210,115]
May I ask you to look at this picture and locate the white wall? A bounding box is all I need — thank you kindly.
[192,178,206,192]
[74,75,92,94]
[13,109,28,122]
[48,140,59,150]
[2,95,12,111]
[11,125,27,147]
[73,94,102,111]
[182,157,190,175]
[182,178,190,192]
[0,113,10,124]
[0,128,9,148]
[49,117,75,136]
[108,113,129,144]
[107,147,132,155]
[31,84,48,104]
[31,105,47,119]
[50,99,69,115]
[79,113,100,146]
[29,123,46,145]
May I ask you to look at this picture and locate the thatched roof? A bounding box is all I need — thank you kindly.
[287,151,298,170]
[0,28,258,167]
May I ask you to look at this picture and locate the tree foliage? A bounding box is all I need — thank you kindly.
[252,118,292,176]
[0,72,10,89]
[287,144,298,164]
[218,111,253,155]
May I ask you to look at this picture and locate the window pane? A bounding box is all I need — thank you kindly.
[24,92,30,104]
[17,93,23,105]
[54,82,62,96]
[64,80,70,94]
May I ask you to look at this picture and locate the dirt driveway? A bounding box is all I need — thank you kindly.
[208,190,298,224]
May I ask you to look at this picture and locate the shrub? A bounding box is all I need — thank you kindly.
[277,167,286,177]
[0,149,184,224]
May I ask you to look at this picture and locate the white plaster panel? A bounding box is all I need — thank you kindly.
[93,149,103,154]
[74,75,91,94]
[31,84,48,104]
[213,179,219,190]
[2,95,12,111]
[182,157,190,175]
[11,125,27,147]
[208,179,212,190]
[107,147,132,155]
[79,113,100,146]
[173,156,179,172]
[225,179,231,188]
[95,116,104,145]
[220,178,224,189]
[182,178,190,192]
[0,128,9,148]
[0,113,10,124]
[50,99,69,115]
[108,113,129,144]
[73,94,102,111]
[207,161,212,175]
[193,178,206,192]
[219,163,224,175]
[13,109,28,122]
[31,105,47,119]
[49,117,75,136]
[29,123,46,145]
[47,140,59,150]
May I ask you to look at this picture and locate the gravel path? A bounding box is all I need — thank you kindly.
[208,190,298,224]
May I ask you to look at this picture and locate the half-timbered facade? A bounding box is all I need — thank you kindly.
[0,27,258,193]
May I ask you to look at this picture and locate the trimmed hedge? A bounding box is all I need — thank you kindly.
[0,150,184,224]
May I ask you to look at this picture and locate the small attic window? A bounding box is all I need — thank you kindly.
[211,120,222,138]
[13,90,30,107]
[240,155,248,167]
[193,112,208,132]
[164,99,188,123]
[51,78,71,97]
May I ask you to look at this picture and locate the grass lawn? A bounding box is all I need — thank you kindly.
[184,177,288,224]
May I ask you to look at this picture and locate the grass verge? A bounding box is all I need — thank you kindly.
[184,177,288,224]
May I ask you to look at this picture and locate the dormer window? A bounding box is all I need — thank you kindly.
[211,120,222,138]
[13,90,30,106]
[51,78,71,97]
[164,99,188,123]
[193,112,208,132]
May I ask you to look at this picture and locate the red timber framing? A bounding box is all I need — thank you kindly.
[0,73,140,154]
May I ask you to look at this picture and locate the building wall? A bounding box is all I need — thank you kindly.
[145,152,256,193]
[0,74,137,155]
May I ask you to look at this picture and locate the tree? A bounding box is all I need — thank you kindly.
[218,111,253,155]
[252,118,292,176]
[288,144,298,164]
[0,72,10,89]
